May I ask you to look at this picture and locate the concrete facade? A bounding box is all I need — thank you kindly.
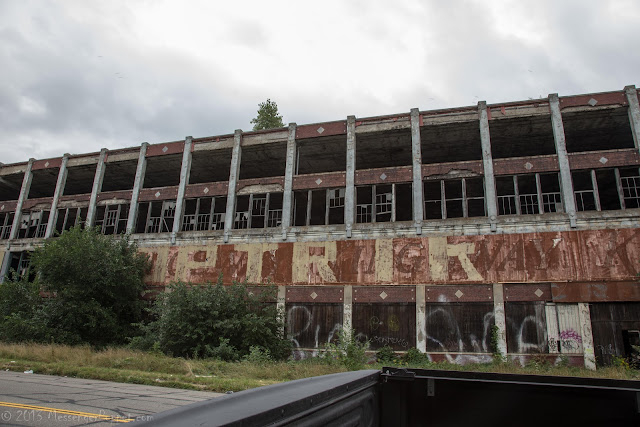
[2,86,640,368]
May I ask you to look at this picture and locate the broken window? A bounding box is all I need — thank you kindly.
[572,170,600,212]
[355,184,410,223]
[619,167,640,209]
[423,177,486,220]
[95,204,129,235]
[571,167,639,212]
[496,173,562,216]
[233,192,284,230]
[18,210,49,239]
[182,196,227,232]
[5,251,33,281]
[55,207,88,234]
[0,212,14,240]
[292,188,345,226]
[136,201,175,234]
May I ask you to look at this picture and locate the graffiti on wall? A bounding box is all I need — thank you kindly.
[139,229,640,286]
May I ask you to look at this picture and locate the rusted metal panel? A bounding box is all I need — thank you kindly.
[138,186,179,202]
[23,197,52,210]
[425,285,493,303]
[551,281,640,303]
[0,201,18,211]
[296,121,347,140]
[146,141,185,157]
[505,302,548,354]
[286,286,344,303]
[142,229,640,288]
[32,157,62,170]
[568,148,640,170]
[185,182,228,198]
[355,166,412,186]
[421,161,484,178]
[353,303,416,350]
[293,172,346,190]
[504,283,552,302]
[353,286,415,303]
[493,155,559,176]
[97,190,133,202]
[560,91,627,109]
[286,303,343,349]
[424,303,494,357]
[590,302,640,366]
[555,304,584,354]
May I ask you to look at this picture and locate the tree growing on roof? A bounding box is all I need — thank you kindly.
[250,99,285,131]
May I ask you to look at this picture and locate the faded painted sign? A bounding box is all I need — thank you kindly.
[140,228,640,286]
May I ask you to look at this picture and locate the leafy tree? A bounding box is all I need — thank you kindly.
[0,275,53,342]
[250,99,285,131]
[135,279,291,361]
[25,226,151,346]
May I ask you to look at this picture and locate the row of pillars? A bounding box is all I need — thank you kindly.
[5,86,640,246]
[276,284,597,369]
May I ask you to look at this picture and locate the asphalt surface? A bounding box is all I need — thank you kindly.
[0,371,222,426]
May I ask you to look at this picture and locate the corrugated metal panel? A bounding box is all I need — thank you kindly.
[590,302,640,366]
[505,302,548,354]
[556,304,583,354]
[424,303,494,354]
[285,303,343,350]
[352,303,416,350]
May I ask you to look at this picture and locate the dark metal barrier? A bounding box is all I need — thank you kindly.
[135,367,640,426]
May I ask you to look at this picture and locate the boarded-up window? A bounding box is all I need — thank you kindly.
[353,303,416,351]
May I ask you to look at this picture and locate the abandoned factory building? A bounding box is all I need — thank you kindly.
[1,86,640,368]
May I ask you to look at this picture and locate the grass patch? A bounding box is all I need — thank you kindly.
[0,343,637,394]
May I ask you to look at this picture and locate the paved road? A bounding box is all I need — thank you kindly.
[0,371,222,426]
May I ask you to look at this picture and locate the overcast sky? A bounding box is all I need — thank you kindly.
[1,0,639,165]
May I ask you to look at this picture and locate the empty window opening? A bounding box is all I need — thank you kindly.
[182,196,227,232]
[356,129,413,170]
[28,168,58,199]
[233,192,285,230]
[137,200,175,233]
[489,115,556,159]
[189,149,232,184]
[595,169,622,211]
[95,204,129,235]
[239,143,287,180]
[355,184,412,224]
[395,183,413,221]
[619,167,640,209]
[55,207,88,234]
[102,160,137,191]
[292,188,345,226]
[496,173,562,215]
[423,177,486,220]
[296,136,347,175]
[420,121,482,164]
[562,108,635,153]
[64,164,97,196]
[572,170,599,212]
[5,251,33,281]
[17,210,49,239]
[0,173,24,201]
[143,154,182,189]
[0,212,14,240]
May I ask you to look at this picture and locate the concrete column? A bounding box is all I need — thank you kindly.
[343,285,353,338]
[126,142,149,234]
[578,302,597,370]
[45,154,69,238]
[223,130,243,243]
[171,136,193,243]
[416,285,426,353]
[478,102,498,232]
[624,85,640,152]
[492,283,508,359]
[344,116,356,238]
[9,159,34,240]
[281,123,297,240]
[85,148,108,228]
[277,285,286,338]
[549,93,578,228]
[410,108,423,234]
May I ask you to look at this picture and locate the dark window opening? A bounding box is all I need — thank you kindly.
[137,200,175,233]
[143,154,182,189]
[490,115,556,159]
[239,143,287,180]
[420,120,482,164]
[182,197,227,232]
[424,177,486,220]
[563,108,635,153]
[293,191,309,227]
[64,165,97,196]
[232,192,284,230]
[18,210,49,239]
[55,207,88,234]
[5,251,34,282]
[619,167,640,209]
[0,212,15,239]
[496,173,562,215]
[292,188,345,226]
[190,149,232,184]
[28,168,58,199]
[102,160,137,191]
[596,169,622,211]
[296,136,347,175]
[95,204,129,235]
[0,173,24,201]
[572,170,599,212]
[356,129,413,170]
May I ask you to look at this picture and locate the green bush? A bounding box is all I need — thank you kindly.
[402,347,429,365]
[321,329,370,370]
[140,279,291,361]
[375,345,396,363]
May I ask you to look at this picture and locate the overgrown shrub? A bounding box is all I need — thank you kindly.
[375,345,395,363]
[321,329,370,370]
[403,347,429,365]
[138,279,291,361]
[0,275,52,342]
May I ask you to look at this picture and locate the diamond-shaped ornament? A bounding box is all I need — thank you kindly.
[44,161,50,168]
[310,292,318,300]
[455,290,464,299]
[317,127,325,134]
[588,98,598,107]
[524,162,533,170]
[203,187,209,194]
[380,173,387,181]
[599,157,608,164]
[155,191,161,198]
[379,291,388,300]
[162,146,169,153]
[315,178,323,185]
[534,288,543,298]
[0,205,4,211]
